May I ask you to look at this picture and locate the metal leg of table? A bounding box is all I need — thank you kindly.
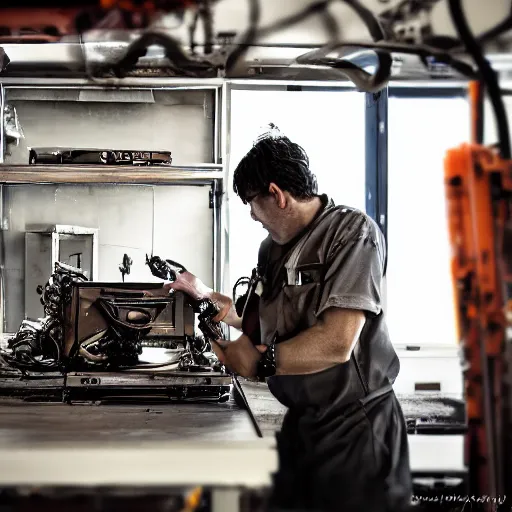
[211,488,241,512]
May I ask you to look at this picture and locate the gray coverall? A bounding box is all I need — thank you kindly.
[255,195,413,512]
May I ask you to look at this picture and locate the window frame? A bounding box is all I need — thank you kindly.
[223,80,366,299]
[373,84,469,264]
[223,80,470,345]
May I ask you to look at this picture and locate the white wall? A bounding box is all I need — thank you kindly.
[2,184,213,332]
[386,96,470,346]
[4,89,214,165]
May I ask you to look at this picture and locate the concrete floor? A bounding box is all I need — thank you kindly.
[236,380,287,438]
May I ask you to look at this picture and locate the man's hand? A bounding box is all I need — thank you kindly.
[145,271,236,324]
[162,271,212,300]
[211,334,267,378]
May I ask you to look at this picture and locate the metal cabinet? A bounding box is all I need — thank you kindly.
[24,225,98,320]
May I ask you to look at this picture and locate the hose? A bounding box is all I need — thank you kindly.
[448,0,510,158]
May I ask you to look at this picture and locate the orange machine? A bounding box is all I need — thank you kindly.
[444,81,512,501]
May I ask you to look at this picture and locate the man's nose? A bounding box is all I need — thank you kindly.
[250,211,258,222]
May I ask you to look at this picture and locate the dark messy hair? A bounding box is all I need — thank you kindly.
[233,125,318,204]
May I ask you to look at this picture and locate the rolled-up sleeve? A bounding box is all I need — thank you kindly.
[316,213,386,317]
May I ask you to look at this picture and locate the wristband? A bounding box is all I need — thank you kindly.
[210,292,232,322]
[256,341,276,380]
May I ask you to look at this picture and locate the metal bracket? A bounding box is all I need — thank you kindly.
[365,87,388,271]
[0,47,10,72]
[209,189,222,209]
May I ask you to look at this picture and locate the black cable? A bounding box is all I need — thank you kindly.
[226,0,332,74]
[232,276,250,302]
[255,1,329,42]
[189,9,200,54]
[232,374,263,438]
[218,0,477,83]
[470,15,512,48]
[200,0,214,55]
[340,0,386,41]
[114,32,210,75]
[452,0,512,51]
[224,0,261,74]
[225,0,385,75]
[90,31,214,78]
[320,6,342,42]
[253,0,385,43]
[448,0,511,159]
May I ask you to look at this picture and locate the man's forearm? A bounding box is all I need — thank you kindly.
[275,309,365,375]
[219,304,243,330]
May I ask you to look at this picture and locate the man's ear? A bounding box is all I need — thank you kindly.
[268,183,287,209]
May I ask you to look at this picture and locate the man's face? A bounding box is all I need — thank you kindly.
[247,192,284,243]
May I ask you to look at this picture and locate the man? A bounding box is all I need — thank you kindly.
[166,130,412,512]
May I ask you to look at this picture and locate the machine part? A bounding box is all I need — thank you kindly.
[0,47,9,71]
[3,104,24,155]
[146,253,223,343]
[119,253,133,282]
[445,142,512,502]
[146,254,187,281]
[0,257,225,376]
[2,262,88,371]
[295,46,393,93]
[63,370,232,403]
[28,148,173,166]
[293,39,477,79]
[378,0,442,45]
[89,31,217,78]
[181,486,203,512]
[67,285,215,371]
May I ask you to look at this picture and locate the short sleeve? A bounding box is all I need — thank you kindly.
[316,213,386,317]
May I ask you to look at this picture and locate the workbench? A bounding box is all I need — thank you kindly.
[0,337,468,511]
[0,395,277,512]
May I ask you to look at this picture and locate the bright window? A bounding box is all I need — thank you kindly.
[227,88,366,300]
[386,96,469,346]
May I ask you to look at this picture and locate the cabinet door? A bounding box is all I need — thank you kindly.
[24,232,53,320]
[59,235,95,279]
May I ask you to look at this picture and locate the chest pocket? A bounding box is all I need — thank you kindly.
[280,264,324,333]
